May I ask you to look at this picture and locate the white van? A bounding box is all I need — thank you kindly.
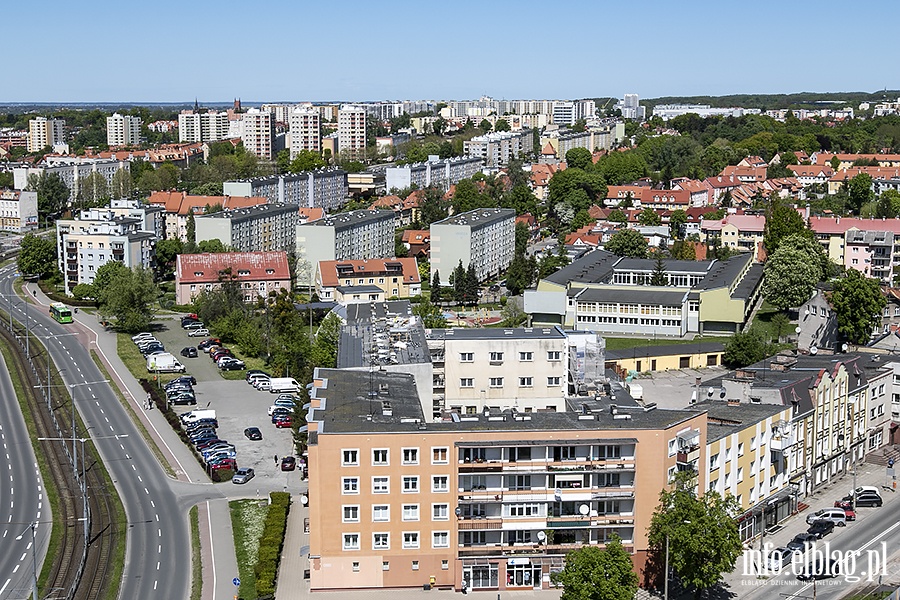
[805,508,847,527]
[147,352,186,373]
[269,377,300,394]
[181,409,217,424]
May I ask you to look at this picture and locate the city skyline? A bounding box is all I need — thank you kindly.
[5,0,898,103]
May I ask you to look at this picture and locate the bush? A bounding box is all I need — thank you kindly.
[254,492,291,597]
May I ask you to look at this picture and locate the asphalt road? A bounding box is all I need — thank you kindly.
[0,266,190,599]
[0,352,49,600]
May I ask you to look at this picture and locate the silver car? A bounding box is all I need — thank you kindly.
[232,468,255,484]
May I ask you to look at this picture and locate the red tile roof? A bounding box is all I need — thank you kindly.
[298,207,325,223]
[176,251,290,284]
[809,216,900,235]
[318,257,420,287]
[147,191,266,215]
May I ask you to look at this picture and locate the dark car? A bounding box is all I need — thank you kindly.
[271,408,292,423]
[181,317,201,329]
[219,359,246,371]
[141,343,165,356]
[195,439,226,451]
[197,338,222,352]
[853,493,883,507]
[244,427,262,441]
[797,558,840,581]
[787,533,819,553]
[167,393,196,406]
[807,519,835,539]
[211,348,233,361]
[166,375,197,387]
[180,346,198,358]
[191,434,219,446]
[281,456,296,471]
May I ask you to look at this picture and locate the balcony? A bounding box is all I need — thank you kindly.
[459,460,503,472]
[547,516,591,528]
[769,434,795,452]
[458,518,502,530]
[676,446,700,464]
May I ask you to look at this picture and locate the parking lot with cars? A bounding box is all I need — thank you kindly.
[137,316,302,487]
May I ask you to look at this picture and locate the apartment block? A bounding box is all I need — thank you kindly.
[0,189,38,232]
[14,157,129,204]
[699,214,766,252]
[194,203,298,253]
[306,367,706,592]
[338,105,367,160]
[316,257,421,302]
[175,251,291,305]
[27,117,65,152]
[385,157,483,193]
[463,131,532,168]
[106,113,142,147]
[296,210,395,285]
[241,108,275,160]
[430,208,515,285]
[146,191,266,241]
[178,110,230,143]
[56,208,156,295]
[223,169,348,211]
[289,105,322,156]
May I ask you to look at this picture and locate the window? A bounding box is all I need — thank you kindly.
[432,531,450,548]
[442,560,449,570]
[668,439,677,457]
[403,532,420,549]
[373,533,390,549]
[547,376,561,386]
[382,561,390,571]
[402,448,419,465]
[402,504,419,521]
[432,447,448,464]
[343,505,360,522]
[547,351,561,361]
[460,352,473,362]
[519,377,533,387]
[343,533,360,550]
[373,505,390,522]
[373,476,389,494]
[519,351,533,361]
[462,531,486,546]
[432,476,449,492]
[372,449,389,465]
[342,449,359,466]
[738,443,744,457]
[403,476,419,493]
[432,503,449,520]
[489,377,504,388]
[412,561,419,570]
[460,378,474,388]
[342,477,359,494]
[352,562,360,572]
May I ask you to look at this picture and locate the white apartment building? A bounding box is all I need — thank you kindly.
[338,105,367,160]
[296,209,395,285]
[27,117,65,152]
[0,189,38,232]
[430,208,515,285]
[106,113,142,147]
[289,105,321,156]
[56,208,156,295]
[178,110,230,143]
[463,131,532,167]
[224,168,348,211]
[241,108,275,160]
[14,157,129,204]
[385,156,483,193]
[194,203,299,253]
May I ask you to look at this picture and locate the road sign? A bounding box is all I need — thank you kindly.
[889,458,895,468]
[233,577,240,586]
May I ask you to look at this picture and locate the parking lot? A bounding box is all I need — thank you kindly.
[141,317,302,488]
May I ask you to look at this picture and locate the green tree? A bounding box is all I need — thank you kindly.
[875,189,900,218]
[197,239,227,253]
[289,149,326,173]
[464,263,479,306]
[451,178,494,214]
[92,261,131,303]
[190,182,224,196]
[501,184,538,216]
[17,233,57,278]
[566,147,593,170]
[763,203,811,254]
[607,209,627,223]
[154,238,183,275]
[26,172,70,222]
[110,167,133,199]
[671,240,696,261]
[831,269,887,344]
[71,283,94,300]
[669,209,687,240]
[776,233,829,280]
[494,118,510,132]
[452,260,466,305]
[649,253,667,286]
[638,207,661,226]
[412,296,448,328]
[479,119,492,133]
[430,271,442,305]
[100,265,159,333]
[723,330,770,368]
[76,171,109,209]
[762,248,821,310]
[515,221,530,256]
[550,536,638,600]
[847,173,874,214]
[505,254,535,296]
[648,471,742,597]
[418,188,449,227]
[830,156,841,171]
[186,213,196,245]
[605,229,648,258]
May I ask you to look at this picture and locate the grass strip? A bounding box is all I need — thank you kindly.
[230,499,270,599]
[190,505,202,600]
[99,435,127,600]
[116,332,181,385]
[90,349,175,478]
[603,336,723,351]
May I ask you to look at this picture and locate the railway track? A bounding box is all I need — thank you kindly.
[0,315,117,600]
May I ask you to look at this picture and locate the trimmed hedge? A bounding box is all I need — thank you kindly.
[37,279,98,307]
[255,492,291,598]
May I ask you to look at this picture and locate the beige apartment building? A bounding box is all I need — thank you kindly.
[241,108,275,160]
[307,368,707,592]
[27,117,65,152]
[338,105,367,160]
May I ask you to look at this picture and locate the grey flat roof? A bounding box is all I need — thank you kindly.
[310,368,703,435]
[575,287,688,305]
[691,253,753,291]
[425,326,566,340]
[694,400,790,442]
[614,258,711,273]
[732,263,764,300]
[544,249,620,286]
[433,208,515,228]
[337,301,431,368]
[198,203,298,222]
[337,285,384,294]
[606,341,725,360]
[301,209,394,231]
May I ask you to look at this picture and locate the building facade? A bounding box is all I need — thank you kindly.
[28,117,65,152]
[430,208,516,285]
[175,251,291,305]
[106,113,142,147]
[289,105,322,156]
[194,203,298,253]
[385,157,483,193]
[463,131,532,168]
[14,157,129,205]
[0,189,38,232]
[241,108,275,160]
[338,105,367,160]
[317,258,421,302]
[224,169,348,211]
[178,110,230,143]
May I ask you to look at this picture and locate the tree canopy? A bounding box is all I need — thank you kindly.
[723,329,772,368]
[605,229,648,258]
[98,265,159,333]
[550,536,638,600]
[764,203,811,254]
[762,248,821,311]
[17,233,57,278]
[831,269,886,344]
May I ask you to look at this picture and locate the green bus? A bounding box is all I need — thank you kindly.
[49,302,73,324]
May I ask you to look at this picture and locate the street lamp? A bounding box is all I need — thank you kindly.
[14,521,38,600]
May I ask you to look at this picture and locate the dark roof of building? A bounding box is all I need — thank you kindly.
[198,202,298,223]
[337,301,430,368]
[606,341,725,361]
[691,252,753,291]
[544,249,620,286]
[309,368,704,435]
[575,287,688,305]
[731,263,764,300]
[336,285,385,294]
[301,209,394,231]
[425,326,566,340]
[433,207,515,229]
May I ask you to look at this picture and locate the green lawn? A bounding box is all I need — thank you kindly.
[116,332,181,385]
[230,499,270,599]
[750,300,793,343]
[219,350,268,380]
[189,506,202,600]
[603,336,723,351]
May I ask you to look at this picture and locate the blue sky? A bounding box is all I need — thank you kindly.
[6,0,898,103]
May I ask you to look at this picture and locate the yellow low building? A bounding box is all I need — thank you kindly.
[605,342,725,374]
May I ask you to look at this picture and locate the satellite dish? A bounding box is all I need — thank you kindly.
[810,346,818,355]
[795,326,802,334]
[842,343,849,352]
[579,504,590,516]
[707,387,714,397]
[537,531,546,541]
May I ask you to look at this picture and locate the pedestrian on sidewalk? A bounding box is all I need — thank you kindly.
[274,454,278,465]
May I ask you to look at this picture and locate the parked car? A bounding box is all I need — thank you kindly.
[167,393,196,406]
[255,379,272,392]
[852,492,883,508]
[807,520,835,539]
[281,456,296,471]
[833,500,857,521]
[246,370,271,383]
[787,533,819,553]
[271,408,292,422]
[268,402,296,415]
[274,416,293,428]
[132,332,155,342]
[183,320,205,330]
[188,328,210,338]
[180,346,198,358]
[243,427,262,441]
[136,339,160,350]
[166,375,197,388]
[850,486,881,498]
[208,459,237,471]
[232,468,255,484]
[195,439,227,451]
[197,338,222,352]
[805,508,847,527]
[766,547,793,572]
[219,358,246,371]
[140,343,165,355]
[275,394,297,403]
[797,559,840,581]
[211,349,234,362]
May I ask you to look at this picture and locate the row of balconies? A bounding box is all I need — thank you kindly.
[459,460,635,473]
